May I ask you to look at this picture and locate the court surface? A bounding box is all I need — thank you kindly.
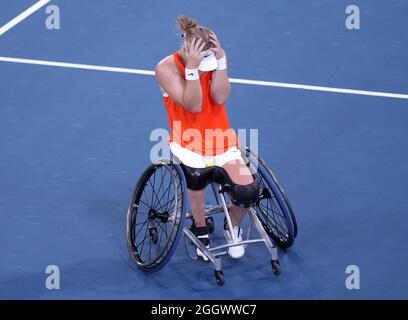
[1,0,408,299]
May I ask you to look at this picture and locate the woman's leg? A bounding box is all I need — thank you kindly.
[220,158,254,259]
[187,188,206,227]
[222,159,254,226]
[169,142,207,226]
[187,188,210,261]
[169,142,210,261]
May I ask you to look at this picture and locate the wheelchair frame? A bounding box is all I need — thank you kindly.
[183,183,281,285]
[126,146,296,286]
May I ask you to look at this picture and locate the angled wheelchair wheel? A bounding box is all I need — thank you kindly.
[241,147,298,249]
[126,161,187,272]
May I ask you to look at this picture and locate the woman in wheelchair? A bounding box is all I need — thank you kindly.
[155,15,259,261]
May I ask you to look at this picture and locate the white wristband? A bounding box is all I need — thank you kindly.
[216,56,227,70]
[185,68,199,80]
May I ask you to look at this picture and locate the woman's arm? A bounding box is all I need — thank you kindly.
[155,61,202,113]
[211,62,231,105]
[155,38,206,113]
[209,31,231,105]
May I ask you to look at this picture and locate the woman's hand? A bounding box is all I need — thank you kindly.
[183,37,206,69]
[209,31,225,59]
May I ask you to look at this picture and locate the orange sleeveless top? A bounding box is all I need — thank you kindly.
[163,52,238,156]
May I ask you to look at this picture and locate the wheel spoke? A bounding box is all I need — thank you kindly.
[153,177,174,212]
[152,167,166,208]
[148,178,162,210]
[260,204,286,229]
[157,221,169,237]
[128,164,185,269]
[135,220,149,237]
[136,227,150,262]
[256,202,288,236]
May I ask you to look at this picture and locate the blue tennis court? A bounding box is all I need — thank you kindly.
[0,0,407,299]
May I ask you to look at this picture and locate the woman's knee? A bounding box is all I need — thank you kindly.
[222,160,259,208]
[222,160,254,185]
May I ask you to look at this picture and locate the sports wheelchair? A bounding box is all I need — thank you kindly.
[126,146,297,286]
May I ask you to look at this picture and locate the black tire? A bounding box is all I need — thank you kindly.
[214,270,225,286]
[271,260,281,275]
[126,162,187,272]
[257,156,298,238]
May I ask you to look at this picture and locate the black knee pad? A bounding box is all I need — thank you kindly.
[180,164,259,208]
[227,179,260,208]
[181,165,212,190]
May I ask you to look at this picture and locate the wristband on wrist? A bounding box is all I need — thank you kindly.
[216,56,227,70]
[185,68,199,80]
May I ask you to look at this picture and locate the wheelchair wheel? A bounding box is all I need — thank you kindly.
[241,147,298,249]
[126,161,187,272]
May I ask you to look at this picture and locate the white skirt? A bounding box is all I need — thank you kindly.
[169,142,244,169]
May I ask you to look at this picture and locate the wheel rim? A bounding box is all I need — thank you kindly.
[239,147,296,248]
[253,168,293,246]
[127,163,184,270]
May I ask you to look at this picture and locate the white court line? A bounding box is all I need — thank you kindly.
[0,56,155,75]
[0,0,51,36]
[1,55,408,100]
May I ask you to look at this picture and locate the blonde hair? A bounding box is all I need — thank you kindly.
[177,15,214,51]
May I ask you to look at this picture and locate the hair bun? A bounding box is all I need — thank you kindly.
[177,15,197,31]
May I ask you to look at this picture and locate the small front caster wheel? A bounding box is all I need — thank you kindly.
[214,270,225,286]
[271,260,281,275]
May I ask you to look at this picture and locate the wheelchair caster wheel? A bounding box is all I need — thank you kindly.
[149,227,158,244]
[214,270,225,286]
[271,260,281,275]
[206,217,215,234]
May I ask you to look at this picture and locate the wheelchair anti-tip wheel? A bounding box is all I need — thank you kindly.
[126,162,187,272]
[241,147,298,249]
